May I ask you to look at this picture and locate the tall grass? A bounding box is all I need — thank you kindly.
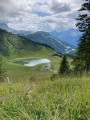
[0,72,89,120]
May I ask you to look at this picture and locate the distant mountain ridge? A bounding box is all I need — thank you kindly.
[49,29,82,46]
[22,31,76,54]
[0,23,81,47]
[0,23,31,35]
[0,23,76,54]
[0,23,11,31]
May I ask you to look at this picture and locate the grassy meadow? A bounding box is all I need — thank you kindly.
[0,72,90,120]
[0,54,90,120]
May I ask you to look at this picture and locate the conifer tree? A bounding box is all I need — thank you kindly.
[59,54,70,75]
[73,0,90,71]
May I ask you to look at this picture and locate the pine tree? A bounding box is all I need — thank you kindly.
[59,54,70,75]
[73,0,90,71]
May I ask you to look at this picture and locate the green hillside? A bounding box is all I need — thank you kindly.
[0,29,57,59]
[0,29,62,83]
[22,31,76,54]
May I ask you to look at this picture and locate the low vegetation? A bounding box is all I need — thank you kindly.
[0,72,89,120]
[0,57,6,82]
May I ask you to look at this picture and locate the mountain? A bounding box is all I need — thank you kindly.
[22,31,76,54]
[0,23,12,31]
[0,23,76,54]
[49,29,82,46]
[0,23,31,35]
[14,30,31,35]
[0,29,57,58]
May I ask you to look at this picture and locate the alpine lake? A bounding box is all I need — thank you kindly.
[12,58,50,66]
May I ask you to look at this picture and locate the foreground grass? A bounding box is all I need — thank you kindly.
[0,73,90,120]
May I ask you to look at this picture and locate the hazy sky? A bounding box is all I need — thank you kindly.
[0,0,84,32]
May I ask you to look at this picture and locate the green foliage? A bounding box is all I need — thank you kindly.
[50,74,60,81]
[73,33,90,72]
[59,54,70,75]
[73,0,90,72]
[0,57,6,81]
[0,73,89,120]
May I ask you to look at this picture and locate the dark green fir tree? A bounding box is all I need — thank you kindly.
[59,54,70,75]
[73,0,90,72]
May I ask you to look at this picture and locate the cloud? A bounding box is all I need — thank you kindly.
[0,0,84,32]
[0,0,32,23]
[50,0,71,13]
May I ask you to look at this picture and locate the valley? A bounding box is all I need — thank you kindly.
[0,23,76,54]
[0,29,63,83]
[21,31,76,54]
[0,16,89,120]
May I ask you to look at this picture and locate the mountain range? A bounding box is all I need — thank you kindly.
[0,23,30,35]
[0,23,78,54]
[22,31,76,54]
[49,29,82,46]
[0,29,57,58]
[0,23,82,47]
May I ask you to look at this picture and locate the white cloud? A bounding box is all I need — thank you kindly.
[0,0,84,32]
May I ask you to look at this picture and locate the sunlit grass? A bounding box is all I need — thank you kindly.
[0,73,89,120]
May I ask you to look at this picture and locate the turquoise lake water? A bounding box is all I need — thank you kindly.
[13,58,50,66]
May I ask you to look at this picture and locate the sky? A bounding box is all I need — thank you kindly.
[0,0,84,32]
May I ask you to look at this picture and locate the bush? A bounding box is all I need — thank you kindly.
[0,57,6,82]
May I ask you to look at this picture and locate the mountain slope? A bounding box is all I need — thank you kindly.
[22,31,76,54]
[0,29,57,59]
[49,29,82,46]
[0,23,76,54]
